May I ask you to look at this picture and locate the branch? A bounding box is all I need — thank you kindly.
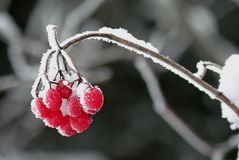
[134,58,214,156]
[194,61,222,79]
[50,26,239,117]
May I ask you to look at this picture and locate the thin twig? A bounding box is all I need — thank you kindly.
[194,61,222,79]
[134,58,214,156]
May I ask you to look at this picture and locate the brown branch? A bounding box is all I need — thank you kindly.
[59,31,239,116]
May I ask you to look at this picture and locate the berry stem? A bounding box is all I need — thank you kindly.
[58,53,68,72]
[69,78,83,87]
[53,70,65,81]
[46,24,81,76]
[54,27,239,116]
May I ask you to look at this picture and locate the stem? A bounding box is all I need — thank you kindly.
[59,31,239,116]
[58,53,68,72]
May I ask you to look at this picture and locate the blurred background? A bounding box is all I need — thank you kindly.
[0,0,239,159]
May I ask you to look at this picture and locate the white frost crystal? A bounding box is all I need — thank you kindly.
[218,54,239,130]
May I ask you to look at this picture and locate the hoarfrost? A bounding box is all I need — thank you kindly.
[61,27,216,99]
[77,82,90,97]
[46,25,60,49]
[48,51,59,80]
[98,27,159,53]
[218,54,239,129]
[60,99,68,116]
[60,49,78,72]
[194,61,222,79]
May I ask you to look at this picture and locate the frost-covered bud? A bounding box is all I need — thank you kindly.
[56,80,72,99]
[44,88,62,111]
[66,96,83,117]
[81,87,104,115]
[218,54,239,129]
[31,98,50,119]
[58,116,76,137]
[69,113,92,133]
[44,110,64,128]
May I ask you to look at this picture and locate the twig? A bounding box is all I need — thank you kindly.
[135,58,239,159]
[49,27,239,117]
[134,58,214,156]
[194,61,222,79]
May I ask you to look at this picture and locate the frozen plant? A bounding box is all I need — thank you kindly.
[31,25,239,158]
[31,25,104,137]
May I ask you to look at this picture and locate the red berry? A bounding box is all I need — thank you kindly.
[58,116,76,137]
[69,113,92,133]
[31,98,50,119]
[45,88,62,111]
[56,80,72,99]
[66,96,83,117]
[81,87,104,115]
[44,111,64,128]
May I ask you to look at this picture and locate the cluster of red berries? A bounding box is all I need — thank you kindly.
[31,80,104,137]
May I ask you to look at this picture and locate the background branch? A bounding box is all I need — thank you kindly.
[134,58,214,156]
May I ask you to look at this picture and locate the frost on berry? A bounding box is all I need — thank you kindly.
[31,25,106,137]
[69,113,92,133]
[77,82,90,96]
[44,111,64,128]
[218,54,239,130]
[58,116,76,137]
[57,80,72,99]
[81,87,104,115]
[45,88,62,111]
[31,98,50,119]
[66,96,83,117]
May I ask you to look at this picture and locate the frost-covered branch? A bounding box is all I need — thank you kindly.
[134,58,239,159]
[134,58,214,156]
[46,26,239,117]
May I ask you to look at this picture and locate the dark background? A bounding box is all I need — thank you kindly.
[0,0,238,159]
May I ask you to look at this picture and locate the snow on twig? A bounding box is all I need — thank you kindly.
[58,26,239,117]
[194,61,222,79]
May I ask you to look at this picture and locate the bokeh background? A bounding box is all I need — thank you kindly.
[0,0,239,159]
